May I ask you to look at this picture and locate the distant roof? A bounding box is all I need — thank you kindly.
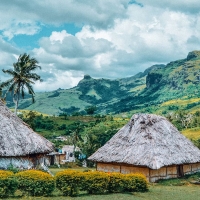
[0,100,54,157]
[88,113,200,169]
[62,145,80,153]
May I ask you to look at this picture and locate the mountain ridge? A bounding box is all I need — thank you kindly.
[6,50,200,115]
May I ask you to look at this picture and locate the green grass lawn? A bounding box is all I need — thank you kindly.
[7,185,200,200]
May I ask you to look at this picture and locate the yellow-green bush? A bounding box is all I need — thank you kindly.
[15,170,55,196]
[108,172,125,193]
[0,170,18,197]
[55,170,84,196]
[81,171,110,194]
[124,173,148,192]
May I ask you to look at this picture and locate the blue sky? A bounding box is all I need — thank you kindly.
[0,0,200,91]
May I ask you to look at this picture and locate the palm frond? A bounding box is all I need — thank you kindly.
[0,79,14,88]
[26,73,42,81]
[2,69,17,77]
[24,82,35,103]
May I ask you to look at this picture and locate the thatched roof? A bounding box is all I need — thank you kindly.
[88,113,200,169]
[0,100,54,157]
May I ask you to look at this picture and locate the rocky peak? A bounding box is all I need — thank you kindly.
[187,51,200,61]
[83,74,92,80]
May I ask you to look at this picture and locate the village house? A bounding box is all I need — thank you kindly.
[0,100,54,170]
[47,145,81,165]
[88,113,200,182]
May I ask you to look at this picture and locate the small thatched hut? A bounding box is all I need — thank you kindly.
[0,100,54,169]
[88,113,200,182]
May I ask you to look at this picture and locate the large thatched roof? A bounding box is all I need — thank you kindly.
[0,100,54,156]
[88,113,200,169]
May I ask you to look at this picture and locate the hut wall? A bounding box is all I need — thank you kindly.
[166,165,177,178]
[191,163,200,173]
[97,162,120,172]
[58,154,66,164]
[96,162,200,182]
[121,165,149,180]
[183,164,191,174]
[0,154,49,170]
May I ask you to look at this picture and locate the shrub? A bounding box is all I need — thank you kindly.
[81,171,109,194]
[0,170,18,197]
[108,172,125,193]
[7,164,20,174]
[124,173,149,192]
[15,170,55,196]
[55,170,84,196]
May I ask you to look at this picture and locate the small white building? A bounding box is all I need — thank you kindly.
[62,145,81,162]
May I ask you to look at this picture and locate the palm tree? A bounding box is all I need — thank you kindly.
[0,53,42,114]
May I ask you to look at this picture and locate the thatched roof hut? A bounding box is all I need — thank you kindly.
[0,100,54,169]
[88,113,200,182]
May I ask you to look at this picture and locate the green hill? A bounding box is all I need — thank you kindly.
[6,50,200,116]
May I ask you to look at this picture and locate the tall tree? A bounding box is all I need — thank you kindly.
[0,53,42,114]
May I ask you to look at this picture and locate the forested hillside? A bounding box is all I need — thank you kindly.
[5,50,200,116]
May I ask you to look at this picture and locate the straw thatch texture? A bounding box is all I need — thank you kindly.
[88,113,200,169]
[0,100,54,157]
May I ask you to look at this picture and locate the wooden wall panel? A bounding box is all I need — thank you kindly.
[167,166,177,175]
[121,165,149,177]
[96,162,200,183]
[191,163,200,172]
[97,163,120,172]
[150,167,167,177]
[183,164,191,174]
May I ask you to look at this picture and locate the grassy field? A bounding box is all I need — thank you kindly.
[7,185,200,200]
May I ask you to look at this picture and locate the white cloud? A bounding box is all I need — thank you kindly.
[0,0,130,39]
[138,0,200,14]
[1,1,200,91]
[34,70,83,91]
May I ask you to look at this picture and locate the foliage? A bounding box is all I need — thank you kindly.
[81,171,110,194]
[124,173,149,192]
[55,170,84,196]
[0,53,42,113]
[166,110,200,131]
[108,172,125,193]
[0,170,18,197]
[55,170,148,196]
[85,105,97,115]
[7,164,20,174]
[15,170,55,196]
[20,111,57,131]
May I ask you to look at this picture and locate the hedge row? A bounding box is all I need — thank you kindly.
[56,170,149,196]
[0,170,54,197]
[0,169,148,197]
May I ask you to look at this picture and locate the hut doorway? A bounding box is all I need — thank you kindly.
[50,155,55,165]
[177,165,184,177]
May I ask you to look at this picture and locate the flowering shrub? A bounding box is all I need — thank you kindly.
[124,173,149,192]
[15,170,55,196]
[81,171,110,194]
[108,172,125,193]
[55,170,84,196]
[0,170,18,197]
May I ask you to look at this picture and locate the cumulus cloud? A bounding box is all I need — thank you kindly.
[0,0,130,39]
[34,70,83,91]
[0,1,200,91]
[138,0,200,14]
[0,36,21,82]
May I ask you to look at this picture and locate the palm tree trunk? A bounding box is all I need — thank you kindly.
[14,93,19,114]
